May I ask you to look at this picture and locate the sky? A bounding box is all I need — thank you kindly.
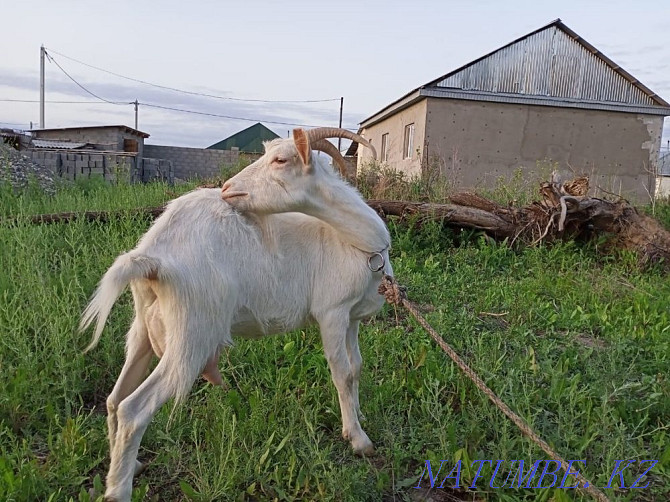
[1,0,669,150]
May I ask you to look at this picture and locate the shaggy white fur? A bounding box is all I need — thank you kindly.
[80,128,392,501]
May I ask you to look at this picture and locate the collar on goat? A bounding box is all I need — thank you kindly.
[349,243,389,273]
[367,250,387,273]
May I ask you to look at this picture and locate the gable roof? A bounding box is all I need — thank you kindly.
[361,19,670,128]
[207,122,280,153]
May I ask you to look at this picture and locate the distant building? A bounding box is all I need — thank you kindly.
[357,19,670,201]
[208,123,279,153]
[24,125,152,182]
[30,124,149,159]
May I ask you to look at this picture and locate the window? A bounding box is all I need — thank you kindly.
[124,138,138,153]
[403,123,415,159]
[380,133,389,162]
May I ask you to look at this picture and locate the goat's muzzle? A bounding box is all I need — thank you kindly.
[221,182,248,201]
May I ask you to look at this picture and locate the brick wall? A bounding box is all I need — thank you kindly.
[26,150,141,182]
[142,157,174,183]
[144,144,242,180]
[25,143,259,185]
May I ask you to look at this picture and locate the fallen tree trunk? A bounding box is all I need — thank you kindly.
[367,199,518,238]
[20,207,166,225]
[5,177,670,268]
[369,177,670,267]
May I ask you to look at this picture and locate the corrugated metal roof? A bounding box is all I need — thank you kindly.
[433,21,664,107]
[360,19,670,128]
[32,139,88,149]
[421,87,670,116]
[29,125,150,138]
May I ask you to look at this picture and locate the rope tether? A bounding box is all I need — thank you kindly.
[378,275,610,502]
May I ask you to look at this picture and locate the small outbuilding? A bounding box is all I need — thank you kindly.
[29,125,149,159]
[357,19,670,201]
[26,125,151,183]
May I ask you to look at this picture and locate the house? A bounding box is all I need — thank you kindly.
[207,122,279,153]
[357,19,670,201]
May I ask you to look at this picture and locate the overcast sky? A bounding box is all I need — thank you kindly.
[1,0,669,149]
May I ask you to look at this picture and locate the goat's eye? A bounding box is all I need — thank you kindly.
[274,157,287,165]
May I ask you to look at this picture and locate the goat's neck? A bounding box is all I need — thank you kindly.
[305,181,390,254]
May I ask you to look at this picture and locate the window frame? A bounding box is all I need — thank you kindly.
[403,123,415,159]
[380,133,389,162]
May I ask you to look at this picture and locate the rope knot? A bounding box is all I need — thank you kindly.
[378,274,407,306]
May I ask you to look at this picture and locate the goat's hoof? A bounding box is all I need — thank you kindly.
[353,441,375,457]
[350,432,375,457]
[103,489,130,502]
[134,460,147,477]
[87,487,101,500]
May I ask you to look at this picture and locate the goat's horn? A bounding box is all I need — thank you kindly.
[312,139,348,176]
[307,127,377,161]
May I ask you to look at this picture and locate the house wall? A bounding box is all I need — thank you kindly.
[423,98,663,201]
[358,99,427,177]
[362,97,663,201]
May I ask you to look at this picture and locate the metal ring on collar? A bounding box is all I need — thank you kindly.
[367,252,385,272]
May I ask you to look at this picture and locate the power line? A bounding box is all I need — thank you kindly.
[139,102,357,130]
[45,47,341,104]
[36,52,357,130]
[3,99,354,129]
[0,99,122,104]
[44,51,130,105]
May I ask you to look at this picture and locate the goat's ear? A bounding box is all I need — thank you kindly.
[293,128,312,171]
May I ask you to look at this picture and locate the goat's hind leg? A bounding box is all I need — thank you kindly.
[104,348,201,501]
[106,317,153,479]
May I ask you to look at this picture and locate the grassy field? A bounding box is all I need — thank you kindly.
[0,176,668,501]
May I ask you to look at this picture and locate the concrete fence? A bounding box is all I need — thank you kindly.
[25,143,264,185]
[26,150,143,183]
[144,144,244,180]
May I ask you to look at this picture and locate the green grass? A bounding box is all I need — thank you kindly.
[0,180,668,501]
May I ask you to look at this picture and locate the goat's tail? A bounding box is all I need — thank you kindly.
[80,253,161,352]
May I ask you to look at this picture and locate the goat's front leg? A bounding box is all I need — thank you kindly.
[319,314,374,456]
[345,320,366,421]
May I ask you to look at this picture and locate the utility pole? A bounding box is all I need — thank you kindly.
[338,96,344,151]
[40,45,45,129]
[134,100,139,130]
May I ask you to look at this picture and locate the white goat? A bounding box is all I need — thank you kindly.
[80,127,392,501]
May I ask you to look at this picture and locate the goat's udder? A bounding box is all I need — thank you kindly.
[201,347,224,386]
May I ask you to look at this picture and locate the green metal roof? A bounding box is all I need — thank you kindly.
[207,123,280,153]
